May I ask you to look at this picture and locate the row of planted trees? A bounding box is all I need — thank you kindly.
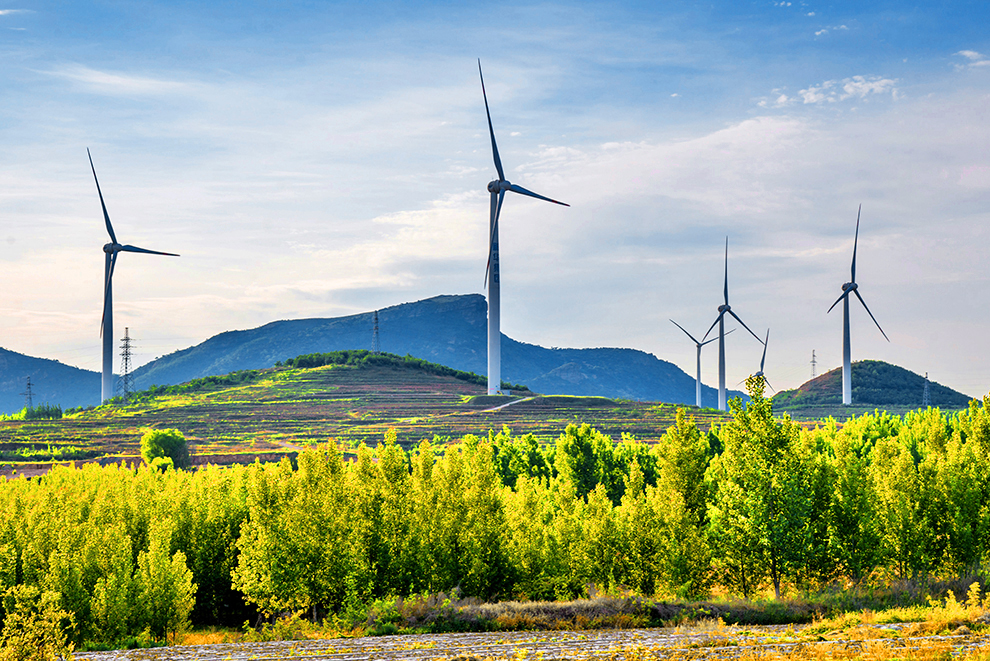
[2,379,990,648]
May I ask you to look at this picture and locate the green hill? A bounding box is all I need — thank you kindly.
[0,350,732,473]
[772,360,973,420]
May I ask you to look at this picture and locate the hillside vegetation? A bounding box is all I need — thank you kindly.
[0,350,728,470]
[773,359,971,420]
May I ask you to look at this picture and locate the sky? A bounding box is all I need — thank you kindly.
[2,0,989,398]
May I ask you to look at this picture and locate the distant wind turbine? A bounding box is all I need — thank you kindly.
[751,329,774,393]
[670,320,732,408]
[827,205,888,405]
[479,60,569,395]
[88,149,179,403]
[702,237,764,411]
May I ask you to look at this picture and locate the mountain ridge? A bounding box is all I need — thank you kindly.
[1,294,741,413]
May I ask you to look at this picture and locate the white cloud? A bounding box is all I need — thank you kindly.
[0,9,32,15]
[955,50,990,69]
[798,75,896,104]
[44,64,193,97]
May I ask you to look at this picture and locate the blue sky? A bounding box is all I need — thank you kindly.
[2,0,989,398]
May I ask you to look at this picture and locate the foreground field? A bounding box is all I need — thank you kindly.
[78,622,990,661]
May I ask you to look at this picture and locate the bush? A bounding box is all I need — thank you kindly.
[140,429,190,470]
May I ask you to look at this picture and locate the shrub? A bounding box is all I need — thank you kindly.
[140,429,190,470]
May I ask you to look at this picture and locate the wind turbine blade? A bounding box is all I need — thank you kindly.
[764,377,776,394]
[702,311,725,342]
[669,319,700,345]
[827,291,848,314]
[760,329,769,373]
[478,60,505,182]
[700,327,733,347]
[727,309,764,343]
[853,289,889,342]
[119,244,180,257]
[88,148,117,244]
[100,251,118,337]
[723,237,729,305]
[851,204,861,283]
[507,183,569,207]
[484,190,504,287]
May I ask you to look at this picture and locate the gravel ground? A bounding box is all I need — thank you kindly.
[76,623,990,661]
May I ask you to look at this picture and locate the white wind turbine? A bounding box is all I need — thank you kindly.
[479,60,569,395]
[827,205,888,405]
[88,149,179,403]
[670,320,732,408]
[702,237,764,411]
[750,328,774,393]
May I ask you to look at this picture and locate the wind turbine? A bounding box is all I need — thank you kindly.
[479,60,568,395]
[751,329,774,393]
[88,149,179,403]
[827,205,888,405]
[702,237,764,411]
[670,320,732,408]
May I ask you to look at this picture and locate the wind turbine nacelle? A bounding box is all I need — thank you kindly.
[718,304,730,313]
[842,282,858,292]
[487,180,501,193]
[103,243,116,254]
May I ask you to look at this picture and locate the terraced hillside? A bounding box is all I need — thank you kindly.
[0,358,732,475]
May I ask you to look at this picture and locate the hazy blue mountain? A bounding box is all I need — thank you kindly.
[0,348,100,414]
[1,294,740,413]
[131,294,737,405]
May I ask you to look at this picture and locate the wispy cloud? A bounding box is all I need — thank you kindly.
[44,64,193,97]
[815,24,848,37]
[954,50,990,70]
[798,75,897,104]
[0,9,32,15]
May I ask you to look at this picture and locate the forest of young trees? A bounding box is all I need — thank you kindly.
[2,379,990,648]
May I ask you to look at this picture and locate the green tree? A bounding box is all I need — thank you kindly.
[707,377,810,599]
[135,520,196,643]
[0,585,75,661]
[141,428,190,470]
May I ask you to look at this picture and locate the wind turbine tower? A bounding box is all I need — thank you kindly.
[702,238,764,411]
[88,150,179,403]
[670,320,728,408]
[478,61,569,395]
[827,205,889,405]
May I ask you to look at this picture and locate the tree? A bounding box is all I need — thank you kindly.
[0,585,75,661]
[141,428,190,470]
[707,377,810,599]
[135,520,196,643]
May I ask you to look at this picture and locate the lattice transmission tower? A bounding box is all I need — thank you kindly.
[923,372,931,408]
[118,327,134,401]
[371,310,380,354]
[20,376,34,410]
[811,350,817,379]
